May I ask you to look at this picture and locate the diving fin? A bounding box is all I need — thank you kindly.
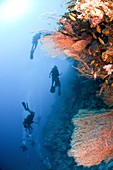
[22,102,27,111]
[50,86,55,93]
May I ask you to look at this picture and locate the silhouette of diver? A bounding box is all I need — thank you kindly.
[49,65,61,96]
[30,33,41,59]
[30,30,54,59]
[22,102,35,133]
[20,141,28,152]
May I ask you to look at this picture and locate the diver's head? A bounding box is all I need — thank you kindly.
[54,65,57,68]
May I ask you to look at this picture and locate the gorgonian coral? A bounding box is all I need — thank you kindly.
[68,109,113,167]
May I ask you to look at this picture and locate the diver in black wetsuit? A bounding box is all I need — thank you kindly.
[49,65,61,96]
[22,102,35,133]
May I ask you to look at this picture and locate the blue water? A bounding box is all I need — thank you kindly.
[0,1,69,170]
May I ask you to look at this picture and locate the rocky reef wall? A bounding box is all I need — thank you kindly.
[38,1,113,168]
[42,70,113,169]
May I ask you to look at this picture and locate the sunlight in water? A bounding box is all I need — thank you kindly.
[0,0,32,22]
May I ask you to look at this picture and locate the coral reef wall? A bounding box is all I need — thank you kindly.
[43,70,113,169]
[40,0,113,107]
[34,0,113,169]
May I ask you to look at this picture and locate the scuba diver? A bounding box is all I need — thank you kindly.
[20,140,28,152]
[22,102,35,133]
[30,32,42,59]
[31,33,42,51]
[30,30,54,59]
[49,65,61,96]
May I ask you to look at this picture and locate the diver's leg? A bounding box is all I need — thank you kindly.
[34,41,38,50]
[31,43,34,50]
[29,125,33,134]
[52,78,54,86]
[23,103,32,113]
[22,102,32,112]
[52,77,56,87]
[58,81,61,96]
[31,39,38,51]
[26,103,30,111]
[58,86,61,96]
[30,49,34,59]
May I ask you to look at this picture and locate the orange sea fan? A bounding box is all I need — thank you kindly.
[40,32,77,58]
[100,84,113,107]
[68,109,113,167]
[40,32,91,60]
[71,39,92,53]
